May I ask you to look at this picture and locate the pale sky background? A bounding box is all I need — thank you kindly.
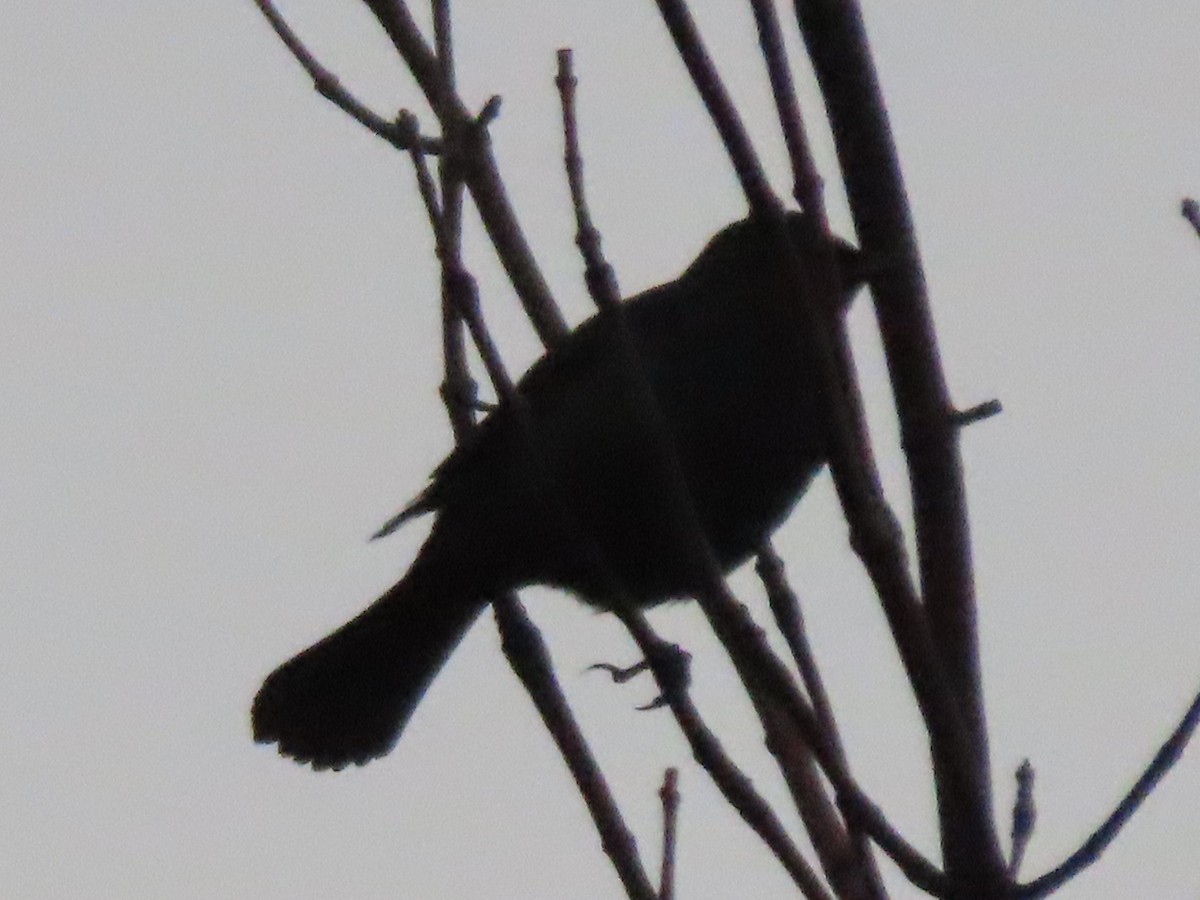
[3,3,1200,898]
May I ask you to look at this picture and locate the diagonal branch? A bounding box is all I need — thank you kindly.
[617,609,835,900]
[360,0,567,348]
[756,544,887,899]
[251,0,441,153]
[1017,682,1200,898]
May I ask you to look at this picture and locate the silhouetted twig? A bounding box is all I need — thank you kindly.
[1181,197,1200,238]
[493,598,657,900]
[651,2,979,890]
[360,0,567,347]
[791,0,1005,884]
[1009,759,1035,879]
[251,0,442,153]
[659,768,679,900]
[1017,683,1200,898]
[755,545,885,898]
[746,0,823,213]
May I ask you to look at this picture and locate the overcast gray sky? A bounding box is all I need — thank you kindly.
[3,3,1199,898]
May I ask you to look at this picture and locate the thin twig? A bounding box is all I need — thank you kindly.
[1181,197,1200,238]
[751,686,879,900]
[1008,760,1035,879]
[756,544,887,899]
[411,18,653,899]
[556,49,621,312]
[361,0,568,347]
[430,2,472,444]
[1017,683,1200,898]
[756,546,841,752]
[746,0,823,214]
[659,768,679,900]
[950,400,1003,428]
[493,598,657,900]
[251,0,441,153]
[553,47,845,897]
[836,792,956,899]
[652,0,774,211]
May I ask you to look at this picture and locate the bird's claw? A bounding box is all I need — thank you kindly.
[587,659,651,684]
[588,642,691,711]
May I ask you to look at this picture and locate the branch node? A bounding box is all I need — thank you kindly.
[312,70,341,98]
[394,108,421,146]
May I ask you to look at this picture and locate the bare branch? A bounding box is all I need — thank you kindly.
[413,23,653,900]
[756,544,887,898]
[556,49,621,313]
[756,546,842,757]
[251,0,442,153]
[430,2,472,443]
[616,610,834,900]
[493,598,657,900]
[553,50,832,897]
[746,0,824,214]
[1017,683,1200,898]
[791,0,1005,882]
[659,768,679,900]
[1008,760,1035,879]
[1182,197,1200,239]
[837,792,954,898]
[649,5,989,890]
[361,0,568,347]
[950,400,1003,428]
[652,0,775,212]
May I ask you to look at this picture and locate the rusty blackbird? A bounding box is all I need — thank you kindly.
[252,212,864,769]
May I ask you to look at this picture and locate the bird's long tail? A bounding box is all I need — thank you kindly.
[251,560,486,770]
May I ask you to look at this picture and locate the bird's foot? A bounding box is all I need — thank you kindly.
[588,641,691,711]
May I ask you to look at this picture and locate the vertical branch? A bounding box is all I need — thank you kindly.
[658,768,679,900]
[556,49,621,312]
[431,0,474,442]
[1008,760,1035,880]
[791,1,1005,884]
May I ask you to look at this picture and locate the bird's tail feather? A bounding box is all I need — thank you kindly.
[251,567,485,770]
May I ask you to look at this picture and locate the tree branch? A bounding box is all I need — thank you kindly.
[1017,683,1200,898]
[791,0,1005,884]
[361,0,568,347]
[251,0,442,153]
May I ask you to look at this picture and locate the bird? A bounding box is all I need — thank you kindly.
[252,211,865,770]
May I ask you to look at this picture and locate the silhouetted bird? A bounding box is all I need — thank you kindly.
[252,212,865,770]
